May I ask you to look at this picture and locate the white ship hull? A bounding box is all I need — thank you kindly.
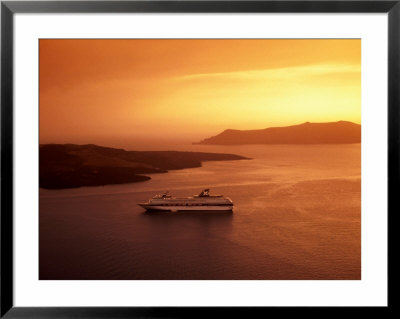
[139,204,233,211]
[138,189,233,212]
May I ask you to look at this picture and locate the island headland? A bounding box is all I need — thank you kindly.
[195,121,361,145]
[40,144,249,189]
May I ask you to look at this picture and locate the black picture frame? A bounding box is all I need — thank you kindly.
[1,0,397,317]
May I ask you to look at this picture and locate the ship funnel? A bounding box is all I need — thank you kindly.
[199,189,210,197]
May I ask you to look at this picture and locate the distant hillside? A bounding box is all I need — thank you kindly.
[195,121,361,145]
[40,144,248,189]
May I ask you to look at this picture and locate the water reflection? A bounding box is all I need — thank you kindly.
[141,210,233,228]
[40,144,361,279]
[143,209,233,216]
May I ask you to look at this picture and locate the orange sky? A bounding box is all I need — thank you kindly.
[39,39,361,145]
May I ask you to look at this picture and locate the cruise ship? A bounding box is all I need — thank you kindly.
[138,189,233,212]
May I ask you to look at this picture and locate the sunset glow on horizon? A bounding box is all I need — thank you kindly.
[39,39,361,145]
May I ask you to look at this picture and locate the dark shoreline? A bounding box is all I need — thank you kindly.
[40,144,250,189]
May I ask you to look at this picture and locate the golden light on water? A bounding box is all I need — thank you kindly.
[39,39,361,280]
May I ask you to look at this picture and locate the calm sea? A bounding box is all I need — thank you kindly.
[39,144,361,280]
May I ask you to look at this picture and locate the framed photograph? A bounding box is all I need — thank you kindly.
[1,0,396,317]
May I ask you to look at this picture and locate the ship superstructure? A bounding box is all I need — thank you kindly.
[138,189,233,211]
